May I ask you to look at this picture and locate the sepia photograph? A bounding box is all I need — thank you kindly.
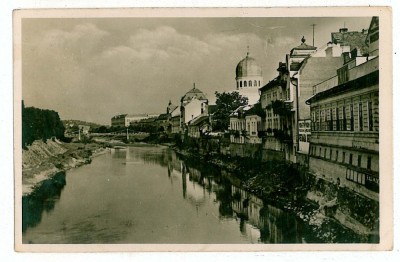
[13,7,392,252]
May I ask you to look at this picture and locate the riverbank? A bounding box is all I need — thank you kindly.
[22,139,108,196]
[173,146,376,243]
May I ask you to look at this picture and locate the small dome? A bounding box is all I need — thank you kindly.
[236,52,262,78]
[181,87,207,102]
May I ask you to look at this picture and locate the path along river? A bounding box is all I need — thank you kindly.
[23,145,311,244]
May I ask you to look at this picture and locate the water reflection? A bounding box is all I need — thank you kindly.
[22,171,66,232]
[161,148,304,243]
[23,146,307,244]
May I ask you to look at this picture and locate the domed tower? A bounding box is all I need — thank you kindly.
[235,50,263,90]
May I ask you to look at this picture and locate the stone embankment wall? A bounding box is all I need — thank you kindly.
[305,173,379,239]
[180,135,379,240]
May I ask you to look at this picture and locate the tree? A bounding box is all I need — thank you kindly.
[213,91,248,131]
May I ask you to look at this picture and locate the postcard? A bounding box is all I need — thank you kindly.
[14,7,392,252]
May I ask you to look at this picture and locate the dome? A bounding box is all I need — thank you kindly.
[235,52,262,79]
[181,87,207,102]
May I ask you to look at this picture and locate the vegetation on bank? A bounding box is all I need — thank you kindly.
[22,102,66,148]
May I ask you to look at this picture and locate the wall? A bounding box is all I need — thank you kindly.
[298,56,343,120]
[306,172,379,236]
[309,156,378,201]
[223,143,262,159]
[261,149,284,161]
[183,99,205,124]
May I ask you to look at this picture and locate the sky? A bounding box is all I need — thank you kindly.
[21,16,372,125]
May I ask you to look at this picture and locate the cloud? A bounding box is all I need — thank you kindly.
[24,24,276,124]
[35,23,110,61]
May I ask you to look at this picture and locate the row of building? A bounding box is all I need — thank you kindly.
[111,16,379,200]
[228,17,379,200]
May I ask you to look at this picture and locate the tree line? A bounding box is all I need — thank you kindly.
[22,101,66,148]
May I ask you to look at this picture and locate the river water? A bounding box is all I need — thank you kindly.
[23,145,308,244]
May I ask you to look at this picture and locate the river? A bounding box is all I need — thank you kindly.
[23,145,309,244]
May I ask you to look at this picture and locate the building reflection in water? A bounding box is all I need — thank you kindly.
[111,146,304,243]
[164,148,305,244]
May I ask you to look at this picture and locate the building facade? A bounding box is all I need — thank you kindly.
[285,36,360,162]
[229,103,264,144]
[111,114,128,127]
[306,17,379,200]
[180,85,209,133]
[259,62,293,157]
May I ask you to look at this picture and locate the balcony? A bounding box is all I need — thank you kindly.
[271,100,293,116]
[312,56,378,95]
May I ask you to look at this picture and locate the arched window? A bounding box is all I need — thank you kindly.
[244,81,247,87]
[249,81,252,87]
[254,80,257,87]
[240,81,242,87]
[258,80,260,86]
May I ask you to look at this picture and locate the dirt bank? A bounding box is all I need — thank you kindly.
[22,139,107,196]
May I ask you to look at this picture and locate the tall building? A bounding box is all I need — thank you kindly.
[306,17,379,200]
[234,50,264,105]
[259,62,292,159]
[286,36,352,163]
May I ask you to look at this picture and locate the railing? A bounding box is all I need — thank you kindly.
[347,56,378,81]
[312,56,378,95]
[313,76,338,95]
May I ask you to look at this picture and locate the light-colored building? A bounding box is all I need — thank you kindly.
[229,103,264,144]
[180,85,208,132]
[111,113,160,128]
[306,17,379,200]
[125,114,149,126]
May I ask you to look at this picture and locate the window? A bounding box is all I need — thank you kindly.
[319,110,322,131]
[319,147,321,157]
[329,108,333,131]
[349,153,353,165]
[249,81,252,87]
[254,80,257,87]
[237,82,239,89]
[350,104,354,131]
[336,107,340,131]
[336,150,339,161]
[240,81,242,88]
[358,155,362,167]
[343,106,347,131]
[367,156,372,170]
[368,101,373,131]
[329,149,332,160]
[324,148,327,158]
[244,81,247,87]
[342,152,346,163]
[258,81,261,86]
[359,102,363,131]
